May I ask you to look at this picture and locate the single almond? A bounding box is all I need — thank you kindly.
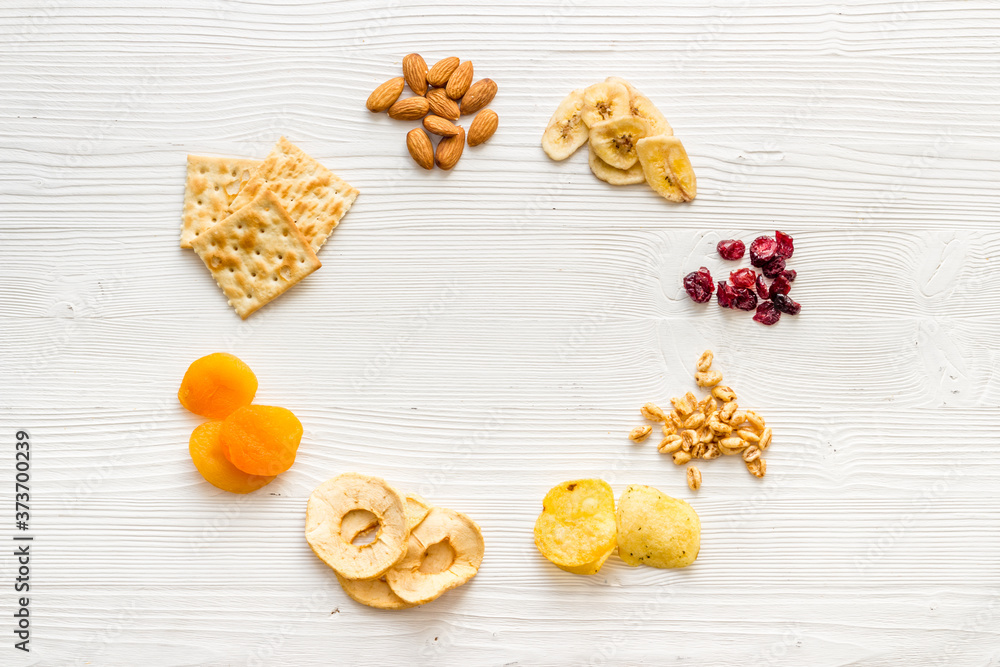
[402,53,428,96]
[445,61,473,99]
[423,115,460,137]
[460,78,497,115]
[426,88,460,120]
[387,96,430,120]
[467,109,498,146]
[366,77,405,112]
[435,126,465,169]
[426,56,460,88]
[406,128,434,170]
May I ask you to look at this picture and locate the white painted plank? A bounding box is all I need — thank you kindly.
[2,0,1000,665]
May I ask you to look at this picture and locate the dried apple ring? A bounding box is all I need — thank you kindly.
[305,473,409,580]
[220,405,302,476]
[336,574,415,610]
[188,421,275,494]
[178,353,258,419]
[385,507,484,605]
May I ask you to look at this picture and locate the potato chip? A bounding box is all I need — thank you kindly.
[534,479,617,575]
[616,484,700,569]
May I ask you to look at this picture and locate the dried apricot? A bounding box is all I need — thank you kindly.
[178,353,258,419]
[221,405,303,476]
[189,421,275,494]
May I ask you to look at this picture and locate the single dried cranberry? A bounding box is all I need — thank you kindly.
[762,257,786,279]
[749,235,778,267]
[730,267,757,289]
[772,293,801,315]
[733,288,758,311]
[717,239,745,261]
[781,269,797,282]
[753,300,781,325]
[769,274,792,297]
[717,282,737,308]
[755,274,769,299]
[775,230,794,259]
[683,267,714,303]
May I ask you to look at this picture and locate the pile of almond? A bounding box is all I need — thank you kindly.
[366,54,499,170]
[628,350,772,489]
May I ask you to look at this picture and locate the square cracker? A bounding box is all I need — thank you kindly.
[229,137,359,253]
[190,189,321,319]
[181,155,261,248]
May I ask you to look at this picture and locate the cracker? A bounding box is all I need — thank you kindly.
[190,190,321,319]
[230,137,359,253]
[181,155,261,248]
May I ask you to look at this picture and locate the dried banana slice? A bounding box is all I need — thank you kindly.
[589,117,651,170]
[588,145,645,185]
[581,82,630,127]
[603,76,673,136]
[629,93,672,136]
[636,135,697,202]
[604,76,636,94]
[541,89,589,160]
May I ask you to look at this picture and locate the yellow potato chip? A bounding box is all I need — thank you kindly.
[534,479,617,575]
[616,484,700,569]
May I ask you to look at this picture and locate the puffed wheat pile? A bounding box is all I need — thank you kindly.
[630,350,771,487]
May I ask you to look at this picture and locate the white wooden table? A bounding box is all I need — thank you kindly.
[2,1,999,665]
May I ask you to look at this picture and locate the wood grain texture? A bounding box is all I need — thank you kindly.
[1,0,999,665]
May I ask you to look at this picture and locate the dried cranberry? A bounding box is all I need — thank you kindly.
[772,293,801,315]
[717,239,745,261]
[730,268,757,289]
[755,274,769,299]
[762,257,786,279]
[769,274,792,297]
[733,288,758,311]
[775,230,794,259]
[683,267,714,303]
[781,269,797,282]
[753,300,781,325]
[749,235,778,267]
[717,282,737,308]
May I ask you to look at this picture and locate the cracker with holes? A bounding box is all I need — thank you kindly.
[180,155,260,248]
[190,190,321,319]
[229,137,359,253]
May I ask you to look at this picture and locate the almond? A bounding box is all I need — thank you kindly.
[467,109,498,146]
[426,56,460,88]
[423,115,460,137]
[402,53,428,96]
[435,126,465,170]
[387,96,430,120]
[445,61,473,99]
[426,88,460,120]
[366,77,405,113]
[460,78,497,115]
[406,128,434,170]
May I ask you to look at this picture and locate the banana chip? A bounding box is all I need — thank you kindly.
[542,89,589,160]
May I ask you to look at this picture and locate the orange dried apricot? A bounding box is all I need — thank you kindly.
[178,352,258,419]
[221,405,303,476]
[189,421,275,494]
